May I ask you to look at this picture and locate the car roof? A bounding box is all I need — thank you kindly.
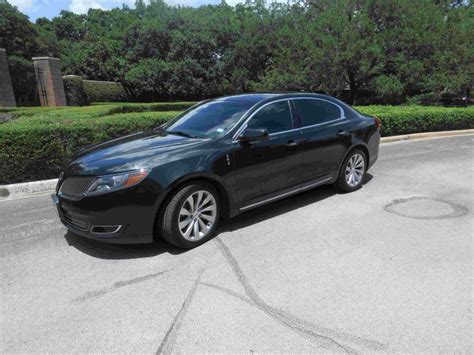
[215,93,282,104]
[214,92,341,105]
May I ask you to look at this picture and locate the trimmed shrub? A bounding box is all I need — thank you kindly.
[83,80,128,103]
[355,105,474,137]
[104,102,195,115]
[0,111,179,184]
[63,75,90,106]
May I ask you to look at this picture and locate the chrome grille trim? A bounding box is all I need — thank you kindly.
[59,177,95,199]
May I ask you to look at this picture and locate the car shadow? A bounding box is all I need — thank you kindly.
[65,173,373,259]
[220,185,336,233]
[64,232,185,260]
[221,173,373,233]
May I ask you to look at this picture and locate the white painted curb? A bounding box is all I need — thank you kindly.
[380,128,474,143]
[0,179,58,201]
[0,129,473,201]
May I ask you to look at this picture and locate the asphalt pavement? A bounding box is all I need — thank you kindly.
[1,135,473,353]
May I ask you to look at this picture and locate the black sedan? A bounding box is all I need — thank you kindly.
[52,93,380,248]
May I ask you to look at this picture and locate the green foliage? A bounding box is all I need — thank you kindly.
[0,2,40,105]
[104,102,194,115]
[2,0,474,104]
[63,75,90,106]
[83,80,128,102]
[0,106,182,183]
[125,59,172,101]
[356,105,474,136]
[0,104,472,184]
[6,55,38,106]
[0,101,193,118]
[0,2,39,56]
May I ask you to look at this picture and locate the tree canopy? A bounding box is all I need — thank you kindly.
[1,0,473,104]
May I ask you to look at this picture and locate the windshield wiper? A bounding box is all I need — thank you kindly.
[166,130,200,139]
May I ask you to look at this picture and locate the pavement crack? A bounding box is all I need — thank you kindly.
[200,281,254,306]
[113,270,171,288]
[156,269,204,355]
[215,237,387,353]
[74,269,171,303]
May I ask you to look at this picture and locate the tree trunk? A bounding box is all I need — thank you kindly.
[347,70,357,105]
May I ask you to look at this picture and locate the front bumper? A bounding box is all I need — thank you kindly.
[51,184,161,244]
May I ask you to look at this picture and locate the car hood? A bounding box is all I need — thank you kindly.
[66,129,204,176]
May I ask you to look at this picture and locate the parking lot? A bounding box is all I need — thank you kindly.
[1,135,472,353]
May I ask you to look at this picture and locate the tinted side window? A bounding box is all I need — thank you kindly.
[293,99,328,126]
[293,99,343,127]
[324,102,342,120]
[247,101,293,134]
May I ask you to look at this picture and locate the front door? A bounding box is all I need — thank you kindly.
[232,100,303,206]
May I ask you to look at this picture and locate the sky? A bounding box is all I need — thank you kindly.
[8,0,243,21]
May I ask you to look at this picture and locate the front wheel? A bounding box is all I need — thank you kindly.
[159,182,220,249]
[335,149,367,193]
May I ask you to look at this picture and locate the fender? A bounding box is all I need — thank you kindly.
[152,171,236,220]
[336,141,371,178]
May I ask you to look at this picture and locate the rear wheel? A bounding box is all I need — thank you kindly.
[335,149,367,192]
[159,182,220,249]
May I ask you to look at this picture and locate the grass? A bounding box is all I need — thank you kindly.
[0,102,194,124]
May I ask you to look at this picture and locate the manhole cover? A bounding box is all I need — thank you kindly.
[384,196,468,220]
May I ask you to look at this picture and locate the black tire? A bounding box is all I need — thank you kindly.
[159,182,220,249]
[335,149,367,193]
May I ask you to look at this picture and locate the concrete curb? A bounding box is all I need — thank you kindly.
[380,129,474,143]
[1,129,473,201]
[0,179,58,201]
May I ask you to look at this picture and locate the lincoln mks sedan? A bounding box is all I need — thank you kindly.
[52,93,380,248]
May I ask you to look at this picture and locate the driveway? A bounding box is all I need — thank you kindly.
[1,135,472,353]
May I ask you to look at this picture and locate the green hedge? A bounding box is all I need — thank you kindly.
[0,111,179,184]
[0,105,473,184]
[63,75,90,106]
[355,105,474,137]
[103,102,195,115]
[83,80,128,103]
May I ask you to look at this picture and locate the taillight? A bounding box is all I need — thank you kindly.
[374,117,382,131]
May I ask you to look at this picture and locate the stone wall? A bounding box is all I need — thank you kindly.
[32,57,66,107]
[0,49,16,107]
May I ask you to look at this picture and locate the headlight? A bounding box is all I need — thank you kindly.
[84,169,151,196]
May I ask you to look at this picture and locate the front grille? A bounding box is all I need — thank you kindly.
[62,209,89,231]
[59,177,95,199]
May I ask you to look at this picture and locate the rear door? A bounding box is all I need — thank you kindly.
[232,100,303,206]
[291,98,351,185]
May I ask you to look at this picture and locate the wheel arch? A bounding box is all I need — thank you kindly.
[153,173,233,238]
[337,143,370,176]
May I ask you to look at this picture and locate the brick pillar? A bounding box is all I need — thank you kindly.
[0,49,16,107]
[32,57,67,107]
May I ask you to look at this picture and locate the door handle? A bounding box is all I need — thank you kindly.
[285,140,301,148]
[337,130,348,137]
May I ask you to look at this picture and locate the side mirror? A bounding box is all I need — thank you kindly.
[239,128,269,143]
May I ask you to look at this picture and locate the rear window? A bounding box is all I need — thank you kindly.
[325,101,342,120]
[293,99,343,127]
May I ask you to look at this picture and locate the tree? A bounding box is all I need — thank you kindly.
[0,1,41,104]
[1,0,472,103]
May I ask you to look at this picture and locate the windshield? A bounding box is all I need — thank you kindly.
[164,100,253,138]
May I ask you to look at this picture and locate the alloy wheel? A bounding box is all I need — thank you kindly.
[178,190,217,241]
[345,153,365,187]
